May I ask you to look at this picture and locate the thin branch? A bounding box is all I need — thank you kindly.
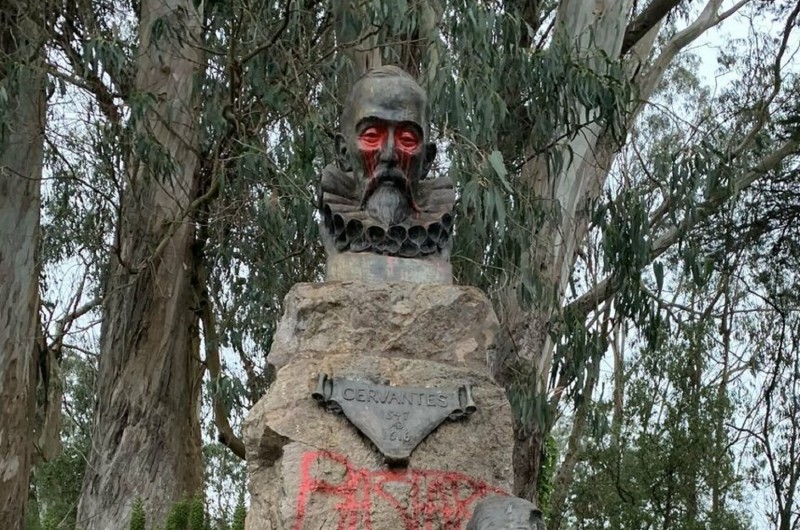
[569,136,800,316]
[142,171,222,271]
[535,14,556,51]
[200,282,246,460]
[729,0,800,156]
[51,296,102,355]
[633,0,750,120]
[44,136,118,207]
[240,0,296,64]
[51,32,123,124]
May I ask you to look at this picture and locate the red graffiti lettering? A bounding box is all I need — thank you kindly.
[294,451,506,530]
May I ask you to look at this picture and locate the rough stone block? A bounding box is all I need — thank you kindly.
[268,282,501,374]
[244,354,514,530]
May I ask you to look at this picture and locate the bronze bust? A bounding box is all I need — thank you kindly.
[319,66,454,260]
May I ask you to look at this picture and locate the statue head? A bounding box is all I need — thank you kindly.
[319,66,454,272]
[337,66,437,225]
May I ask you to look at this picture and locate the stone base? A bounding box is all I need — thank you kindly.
[244,355,514,530]
[325,253,452,284]
[246,282,513,529]
[268,282,501,373]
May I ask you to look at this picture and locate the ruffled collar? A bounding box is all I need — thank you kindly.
[319,164,455,258]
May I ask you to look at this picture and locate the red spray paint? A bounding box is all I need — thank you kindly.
[293,451,507,530]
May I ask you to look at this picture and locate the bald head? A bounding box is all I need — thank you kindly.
[340,66,430,141]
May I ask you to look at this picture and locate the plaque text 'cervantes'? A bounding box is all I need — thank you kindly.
[341,386,449,407]
[312,373,476,464]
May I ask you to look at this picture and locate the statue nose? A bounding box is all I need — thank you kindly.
[379,133,396,163]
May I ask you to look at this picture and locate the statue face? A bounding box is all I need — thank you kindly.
[340,72,436,224]
[355,118,424,202]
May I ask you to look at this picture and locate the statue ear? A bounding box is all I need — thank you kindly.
[334,133,351,171]
[334,132,347,157]
[421,142,437,178]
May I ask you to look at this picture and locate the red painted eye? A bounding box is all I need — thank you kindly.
[396,128,420,152]
[358,126,385,150]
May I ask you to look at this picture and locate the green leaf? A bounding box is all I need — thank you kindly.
[654,260,664,292]
[487,150,513,194]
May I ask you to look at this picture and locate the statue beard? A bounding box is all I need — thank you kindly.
[365,182,411,226]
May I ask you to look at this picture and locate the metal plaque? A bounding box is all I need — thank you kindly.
[312,373,476,464]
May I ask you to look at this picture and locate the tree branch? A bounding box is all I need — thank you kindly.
[730,0,800,156]
[200,285,246,460]
[621,0,682,55]
[568,136,800,316]
[633,0,749,120]
[50,296,101,355]
[51,29,123,125]
[240,0,295,64]
[142,171,222,271]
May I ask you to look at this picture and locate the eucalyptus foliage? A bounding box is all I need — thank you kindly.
[25,0,800,524]
[545,2,800,524]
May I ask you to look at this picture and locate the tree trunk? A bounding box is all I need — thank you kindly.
[76,1,205,528]
[506,0,742,502]
[0,4,46,529]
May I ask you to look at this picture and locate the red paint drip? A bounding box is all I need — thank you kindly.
[358,125,385,198]
[293,451,507,530]
[397,149,420,216]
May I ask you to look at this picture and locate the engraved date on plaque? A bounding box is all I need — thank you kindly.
[383,410,411,443]
[312,373,476,464]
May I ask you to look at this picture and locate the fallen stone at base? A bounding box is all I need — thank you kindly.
[244,355,514,530]
[267,282,501,374]
[467,496,546,530]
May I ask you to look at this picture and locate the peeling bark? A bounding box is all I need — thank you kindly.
[76,1,206,528]
[621,0,682,55]
[0,4,46,529]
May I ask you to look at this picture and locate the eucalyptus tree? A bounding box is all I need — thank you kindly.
[728,164,800,529]
[37,0,800,526]
[533,1,800,520]
[551,280,751,529]
[67,0,208,526]
[355,0,800,502]
[43,0,332,526]
[0,3,47,528]
[741,293,800,530]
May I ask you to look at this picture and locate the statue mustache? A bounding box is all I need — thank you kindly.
[373,166,407,184]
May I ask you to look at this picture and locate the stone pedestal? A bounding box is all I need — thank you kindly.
[325,253,453,284]
[244,282,514,530]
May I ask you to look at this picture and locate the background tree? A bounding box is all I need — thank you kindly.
[40,0,333,526]
[70,0,207,527]
[18,0,800,527]
[741,290,800,530]
[541,3,800,522]
[0,3,47,528]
